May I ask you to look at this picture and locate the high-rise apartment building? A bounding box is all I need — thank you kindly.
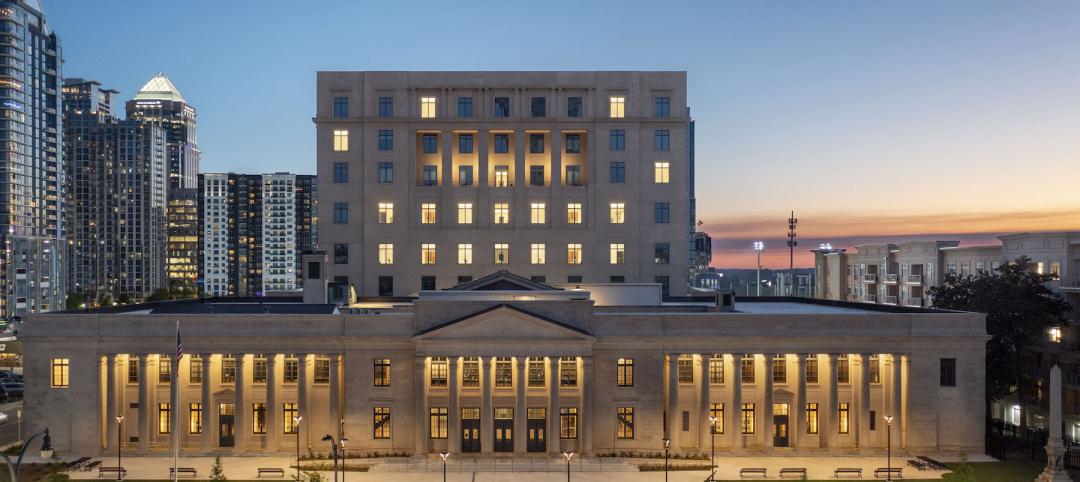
[198,173,317,297]
[125,72,199,192]
[0,1,64,317]
[315,71,695,297]
[165,188,199,293]
[62,79,168,304]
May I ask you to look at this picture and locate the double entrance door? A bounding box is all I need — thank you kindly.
[526,408,546,453]
[461,408,481,452]
[773,403,789,447]
[460,407,548,453]
[494,408,514,452]
[218,403,235,447]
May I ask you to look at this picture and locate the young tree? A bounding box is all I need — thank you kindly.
[210,455,227,481]
[928,256,1071,404]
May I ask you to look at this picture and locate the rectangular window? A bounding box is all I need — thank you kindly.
[609,130,625,151]
[333,129,349,151]
[493,203,510,224]
[333,96,348,118]
[609,243,625,265]
[655,129,670,151]
[741,403,755,434]
[378,129,393,150]
[283,403,299,434]
[462,358,480,387]
[494,134,509,154]
[50,358,69,388]
[528,358,545,387]
[531,97,546,117]
[420,203,437,224]
[378,276,393,296]
[870,355,881,384]
[609,202,625,224]
[374,407,391,439]
[221,356,236,383]
[530,166,545,186]
[314,357,330,384]
[333,162,348,183]
[567,244,582,265]
[529,133,545,154]
[807,403,819,434]
[610,161,625,183]
[838,403,850,434]
[457,96,473,118]
[610,276,625,283]
[565,165,581,186]
[567,96,582,117]
[253,403,267,434]
[378,96,393,117]
[655,96,670,118]
[609,96,626,118]
[617,358,634,387]
[421,276,436,291]
[429,407,448,438]
[940,358,957,387]
[253,356,268,384]
[458,134,474,154]
[565,133,581,153]
[158,403,171,434]
[654,161,670,183]
[378,202,394,224]
[560,407,578,439]
[423,165,438,186]
[494,97,510,117]
[128,357,139,383]
[189,403,202,434]
[374,358,391,387]
[333,203,348,224]
[566,203,582,224]
[870,410,877,431]
[189,355,203,384]
[655,203,670,223]
[430,358,448,387]
[710,403,724,434]
[772,355,787,383]
[495,358,513,387]
[494,243,510,265]
[494,165,510,187]
[531,243,546,265]
[420,96,436,118]
[559,357,577,387]
[530,203,546,224]
[709,356,724,384]
[378,162,393,183]
[421,244,437,265]
[378,243,394,265]
[741,355,755,383]
[837,356,850,384]
[678,356,694,383]
[457,203,473,224]
[284,357,299,383]
[655,243,670,265]
[804,355,818,383]
[616,407,634,439]
[422,133,438,154]
[457,243,473,265]
[333,243,349,264]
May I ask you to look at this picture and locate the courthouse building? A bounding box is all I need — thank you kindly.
[24,267,986,457]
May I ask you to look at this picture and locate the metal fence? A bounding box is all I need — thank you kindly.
[986,419,1080,469]
[366,456,635,473]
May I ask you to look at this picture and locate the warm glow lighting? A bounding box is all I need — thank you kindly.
[609,96,625,118]
[420,96,436,118]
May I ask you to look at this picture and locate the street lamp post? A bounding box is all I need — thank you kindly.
[562,451,574,482]
[662,438,670,482]
[339,438,347,482]
[1,428,52,482]
[321,435,339,482]
[439,450,449,482]
[884,415,895,481]
[294,416,303,480]
[115,415,124,480]
[753,241,764,296]
[707,417,718,482]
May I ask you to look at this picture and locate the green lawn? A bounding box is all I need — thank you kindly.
[662,461,1046,481]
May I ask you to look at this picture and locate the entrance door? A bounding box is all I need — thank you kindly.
[219,403,235,447]
[461,408,481,453]
[527,408,546,453]
[494,408,513,452]
[772,403,789,447]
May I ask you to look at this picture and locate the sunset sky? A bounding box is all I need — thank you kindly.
[50,0,1080,268]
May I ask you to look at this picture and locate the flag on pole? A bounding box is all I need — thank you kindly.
[176,321,183,360]
[173,321,181,482]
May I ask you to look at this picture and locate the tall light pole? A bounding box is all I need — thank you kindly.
[563,451,574,482]
[321,435,338,482]
[439,450,449,482]
[884,415,894,481]
[662,438,670,482]
[339,437,347,482]
[753,241,764,296]
[787,211,797,296]
[115,415,124,480]
[294,416,303,480]
[707,417,718,482]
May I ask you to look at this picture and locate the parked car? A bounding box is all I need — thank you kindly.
[1,382,22,398]
[0,370,21,382]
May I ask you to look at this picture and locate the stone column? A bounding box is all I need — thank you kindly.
[329,354,342,440]
[298,354,310,450]
[698,354,711,451]
[440,130,454,215]
[730,354,743,448]
[512,130,527,226]
[267,355,280,451]
[547,357,560,455]
[824,354,838,449]
[550,129,562,188]
[666,354,681,450]
[855,354,871,449]
[581,356,594,455]
[105,355,118,450]
[795,354,807,449]
[1038,365,1071,481]
[901,355,910,448]
[201,354,214,450]
[414,356,426,455]
[481,357,494,454]
[235,354,248,450]
[514,357,527,454]
[138,355,151,450]
[448,357,460,454]
[762,355,774,448]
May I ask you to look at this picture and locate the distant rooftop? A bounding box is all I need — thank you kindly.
[133,71,186,103]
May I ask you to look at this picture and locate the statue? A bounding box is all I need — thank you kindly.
[1037,365,1074,481]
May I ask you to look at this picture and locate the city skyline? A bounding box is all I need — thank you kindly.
[49,0,1080,268]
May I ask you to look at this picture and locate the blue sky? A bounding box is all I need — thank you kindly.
[51,0,1080,266]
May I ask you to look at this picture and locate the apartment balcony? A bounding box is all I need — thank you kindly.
[862,274,877,283]
[862,294,877,303]
[881,273,898,284]
[883,295,898,305]
[904,297,923,307]
[905,275,923,284]
[1059,276,1080,291]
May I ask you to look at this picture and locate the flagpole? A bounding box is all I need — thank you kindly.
[173,321,181,482]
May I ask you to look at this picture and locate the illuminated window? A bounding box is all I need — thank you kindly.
[458,244,473,265]
[457,203,473,224]
[838,403,850,434]
[251,356,267,384]
[463,358,480,387]
[567,244,582,265]
[374,358,391,387]
[333,129,349,151]
[741,403,755,434]
[494,243,509,265]
[654,161,670,183]
[189,403,202,434]
[373,407,391,439]
[158,356,172,383]
[378,244,394,265]
[1050,261,1062,278]
[314,357,330,384]
[609,96,626,118]
[710,403,724,433]
[284,357,298,383]
[609,243,625,264]
[420,96,436,118]
[527,358,545,387]
[531,243,546,265]
[560,357,577,387]
[560,407,578,439]
[869,355,880,384]
[609,203,625,224]
[495,358,513,387]
[530,203,546,224]
[420,203,437,224]
[837,355,850,384]
[494,166,510,187]
[741,355,755,383]
[617,358,634,387]
[283,403,299,434]
[430,358,448,387]
[128,357,139,383]
[252,403,267,434]
[158,403,172,434]
[421,244,437,265]
[772,355,787,383]
[616,407,634,439]
[566,203,582,224]
[189,355,203,384]
[806,355,818,383]
[709,356,724,384]
[806,403,819,434]
[1051,327,1063,343]
[221,356,236,383]
[50,358,69,388]
[378,202,394,224]
[493,203,509,224]
[678,356,694,383]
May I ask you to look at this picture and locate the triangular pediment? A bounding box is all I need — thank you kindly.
[414,304,593,341]
[446,271,561,291]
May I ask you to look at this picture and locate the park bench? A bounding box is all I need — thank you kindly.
[170,467,198,478]
[874,467,902,479]
[84,461,102,472]
[917,456,947,470]
[834,467,863,478]
[780,467,808,478]
[906,459,926,470]
[740,467,768,478]
[98,466,126,478]
[65,457,91,471]
[258,467,286,478]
